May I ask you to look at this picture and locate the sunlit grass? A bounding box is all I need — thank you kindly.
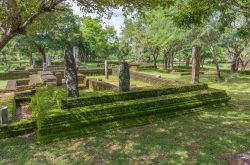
[0,80,7,89]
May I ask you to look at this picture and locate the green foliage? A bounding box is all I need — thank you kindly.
[80,17,119,59]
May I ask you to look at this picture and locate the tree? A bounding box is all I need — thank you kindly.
[13,7,83,65]
[221,28,249,73]
[0,0,173,52]
[80,17,118,61]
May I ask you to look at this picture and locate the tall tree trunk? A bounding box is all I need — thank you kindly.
[152,48,159,71]
[192,46,201,84]
[211,47,222,80]
[213,56,222,80]
[170,53,174,70]
[235,57,240,72]
[64,49,79,98]
[231,53,239,73]
[240,58,250,71]
[35,44,46,64]
[164,53,169,69]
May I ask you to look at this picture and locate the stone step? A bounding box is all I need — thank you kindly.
[5,80,16,90]
[29,74,43,85]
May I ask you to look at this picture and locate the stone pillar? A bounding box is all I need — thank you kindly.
[73,46,80,69]
[0,105,9,124]
[64,49,79,98]
[105,60,109,79]
[119,62,130,92]
[46,54,51,66]
[192,46,201,84]
[43,63,47,71]
[32,53,36,68]
[55,72,62,86]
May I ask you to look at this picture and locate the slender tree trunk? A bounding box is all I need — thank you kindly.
[192,46,201,84]
[211,47,222,80]
[64,49,79,98]
[240,59,250,71]
[213,55,222,80]
[152,48,159,71]
[164,53,169,69]
[231,53,239,73]
[170,52,174,70]
[235,57,240,72]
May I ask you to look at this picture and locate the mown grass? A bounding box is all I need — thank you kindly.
[0,80,7,89]
[0,69,250,164]
[88,75,152,87]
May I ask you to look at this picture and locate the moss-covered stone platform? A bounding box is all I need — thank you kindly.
[29,84,230,144]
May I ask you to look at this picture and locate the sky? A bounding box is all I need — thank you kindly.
[70,2,125,35]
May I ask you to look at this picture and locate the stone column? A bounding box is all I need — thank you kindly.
[64,49,79,98]
[119,62,130,92]
[32,53,36,68]
[73,46,80,69]
[46,54,51,66]
[55,72,62,86]
[105,60,109,79]
[0,105,8,124]
[192,46,201,84]
[43,63,47,71]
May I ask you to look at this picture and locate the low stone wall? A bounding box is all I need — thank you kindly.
[79,68,112,76]
[16,79,30,86]
[113,69,182,87]
[85,78,117,91]
[0,71,30,80]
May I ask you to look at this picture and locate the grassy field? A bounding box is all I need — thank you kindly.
[0,71,250,164]
[0,80,7,89]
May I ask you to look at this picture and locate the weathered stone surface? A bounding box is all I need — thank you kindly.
[105,60,109,79]
[119,62,130,92]
[78,73,85,84]
[46,54,51,66]
[1,106,9,124]
[97,78,102,81]
[73,46,80,68]
[64,49,79,98]
[55,72,62,86]
[89,78,117,91]
[229,148,250,165]
[43,63,47,71]
[192,46,201,84]
[32,53,36,68]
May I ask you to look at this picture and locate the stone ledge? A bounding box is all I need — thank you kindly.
[229,148,250,165]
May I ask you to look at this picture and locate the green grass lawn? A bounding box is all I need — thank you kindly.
[0,80,7,89]
[0,71,250,164]
[79,62,100,68]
